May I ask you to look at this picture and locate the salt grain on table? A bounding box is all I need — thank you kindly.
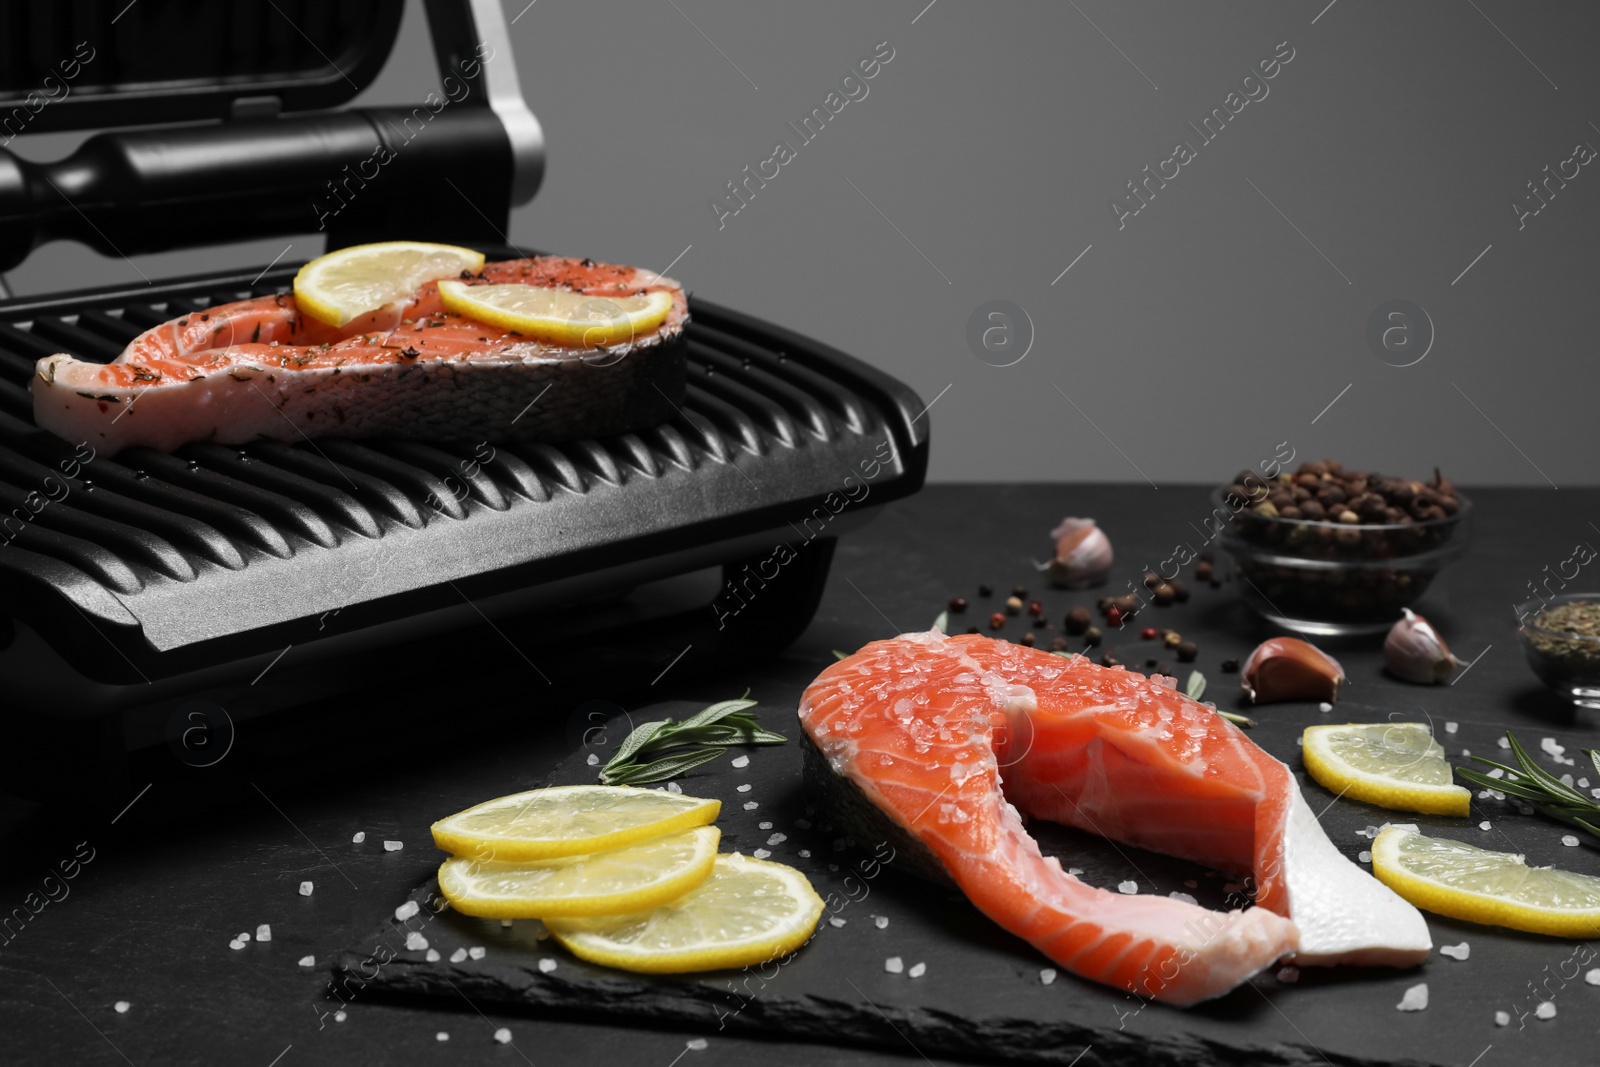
[687,1038,709,1050]
[299,956,315,967]
[1479,821,1491,831]
[1498,737,1511,749]
[1040,968,1057,985]
[1586,968,1600,985]
[1359,851,1372,863]
[335,1010,347,1023]
[585,753,599,766]
[469,946,486,960]
[1563,835,1580,847]
[436,1032,449,1041]
[395,900,420,921]
[731,755,750,768]
[352,831,366,843]
[666,782,683,794]
[874,916,888,929]
[884,956,904,974]
[753,849,772,859]
[1318,702,1332,713]
[1067,868,1084,877]
[798,849,811,858]
[908,962,926,978]
[758,821,772,830]
[1439,942,1469,960]
[405,932,428,951]
[114,1001,130,1013]
[1276,966,1299,984]
[538,957,557,973]
[1536,1001,1557,1020]
[743,801,758,810]
[1118,881,1137,894]
[450,948,468,963]
[228,938,245,950]
[1494,1011,1510,1026]
[829,918,846,928]
[736,784,752,793]
[1444,722,1458,734]
[1169,891,1198,905]
[1396,983,1428,1011]
[425,949,440,962]
[299,881,313,897]
[383,840,403,851]
[256,924,271,942]
[768,833,787,846]
[237,931,251,942]
[493,1027,511,1044]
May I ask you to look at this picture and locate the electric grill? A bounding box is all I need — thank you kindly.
[0,1,927,791]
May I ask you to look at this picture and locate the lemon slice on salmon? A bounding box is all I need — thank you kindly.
[1373,826,1600,936]
[431,785,720,862]
[438,825,720,918]
[545,853,824,973]
[1302,723,1471,817]
[295,241,485,326]
[437,279,673,348]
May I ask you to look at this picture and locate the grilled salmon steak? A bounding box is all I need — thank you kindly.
[31,256,688,455]
[799,631,1431,1005]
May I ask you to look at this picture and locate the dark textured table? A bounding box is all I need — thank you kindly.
[3,484,1597,1066]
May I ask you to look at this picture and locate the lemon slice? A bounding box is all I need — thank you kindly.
[545,853,825,973]
[431,785,720,862]
[437,279,673,348]
[1373,826,1600,937]
[294,241,485,326]
[1302,723,1471,817]
[438,825,720,918]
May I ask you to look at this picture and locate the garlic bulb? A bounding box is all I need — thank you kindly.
[1384,609,1460,684]
[1043,517,1113,589]
[1240,637,1346,704]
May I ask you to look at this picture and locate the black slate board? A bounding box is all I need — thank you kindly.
[335,689,1600,1066]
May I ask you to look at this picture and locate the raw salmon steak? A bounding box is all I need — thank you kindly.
[31,256,688,455]
[799,631,1431,1005]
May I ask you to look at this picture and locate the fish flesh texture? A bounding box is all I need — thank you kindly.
[798,631,1431,1005]
[31,256,688,455]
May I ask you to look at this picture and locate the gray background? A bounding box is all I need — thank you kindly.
[5,0,1598,486]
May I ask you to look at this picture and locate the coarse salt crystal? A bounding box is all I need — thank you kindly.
[830,917,846,928]
[1040,968,1057,985]
[1445,722,1458,734]
[1318,702,1333,713]
[228,938,245,951]
[753,849,772,859]
[1563,835,1580,846]
[908,962,926,978]
[538,957,556,973]
[494,1027,511,1044]
[238,931,251,942]
[1440,942,1469,960]
[1494,1011,1510,1026]
[1479,821,1491,830]
[352,831,366,843]
[383,840,403,851]
[425,949,440,962]
[585,753,599,766]
[687,1038,709,1050]
[1498,737,1511,749]
[405,932,428,951]
[1586,968,1600,985]
[885,956,904,974]
[1536,1001,1556,1020]
[743,801,758,810]
[1169,891,1198,905]
[759,821,773,830]
[666,782,683,794]
[501,919,513,928]
[1067,868,1084,877]
[299,955,315,967]
[874,916,889,929]
[395,901,420,921]
[1359,851,1372,863]
[469,946,486,960]
[768,833,788,846]
[736,784,752,793]
[1488,768,1505,779]
[1462,749,1470,757]
[299,881,313,897]
[114,1001,130,1013]
[334,1010,347,1023]
[1396,983,1428,1011]
[450,948,468,962]
[798,849,811,858]
[1276,966,1299,984]
[256,924,272,942]
[731,755,750,768]
[1118,880,1137,895]
[436,1032,449,1042]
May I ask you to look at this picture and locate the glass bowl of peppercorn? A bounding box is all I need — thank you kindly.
[1517,595,1600,710]
[1212,461,1471,635]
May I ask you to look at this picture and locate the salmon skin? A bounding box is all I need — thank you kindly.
[31,256,688,455]
[799,631,1431,1005]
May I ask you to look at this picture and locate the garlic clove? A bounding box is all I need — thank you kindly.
[1241,637,1346,704]
[1044,517,1113,589]
[1384,608,1460,685]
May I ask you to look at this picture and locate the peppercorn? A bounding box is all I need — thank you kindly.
[1083,626,1102,647]
[1065,607,1091,635]
[1145,658,1159,668]
[1176,640,1198,663]
[1195,560,1214,582]
[988,612,1005,630]
[948,596,969,613]
[1143,571,1162,590]
[1163,631,1182,649]
[1028,600,1044,618]
[1099,652,1121,668]
[1020,632,1036,647]
[1113,595,1141,613]
[1005,595,1023,615]
[1051,636,1069,652]
[1152,584,1174,606]
[1141,627,1158,640]
[966,626,981,634]
[1096,597,1114,614]
[1105,606,1123,628]
[1169,579,1190,603]
[1220,658,1239,673]
[1012,585,1029,599]
[978,583,994,597]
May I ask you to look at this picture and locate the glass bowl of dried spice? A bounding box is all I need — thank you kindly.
[1518,596,1600,710]
[1212,461,1471,635]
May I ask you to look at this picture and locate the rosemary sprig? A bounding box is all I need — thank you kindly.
[1458,731,1600,837]
[597,694,787,787]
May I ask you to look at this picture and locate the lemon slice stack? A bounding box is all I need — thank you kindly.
[430,784,824,973]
